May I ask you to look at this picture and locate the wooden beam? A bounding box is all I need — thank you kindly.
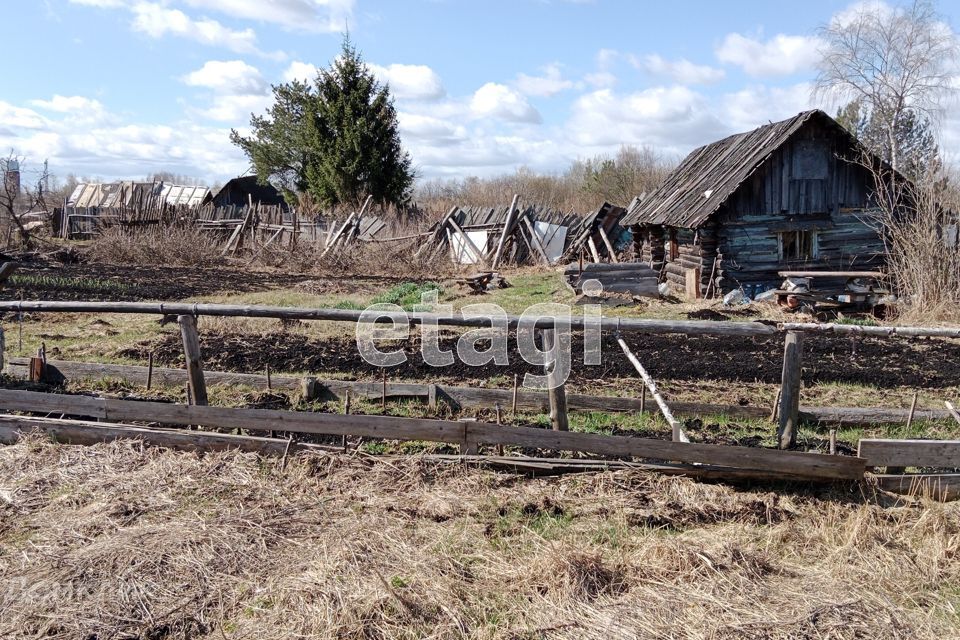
[0,413,871,486]
[946,401,960,425]
[586,236,602,262]
[780,323,960,339]
[0,389,865,480]
[521,215,551,266]
[872,473,960,501]
[491,194,520,269]
[446,217,486,264]
[596,226,619,263]
[617,336,687,442]
[541,329,568,431]
[177,315,208,406]
[859,439,960,469]
[0,301,780,337]
[0,414,309,455]
[777,331,803,449]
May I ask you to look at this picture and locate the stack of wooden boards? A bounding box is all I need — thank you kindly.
[565,261,660,299]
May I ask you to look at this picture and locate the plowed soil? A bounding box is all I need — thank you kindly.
[120,328,960,389]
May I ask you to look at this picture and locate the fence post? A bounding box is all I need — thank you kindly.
[777,330,804,449]
[542,328,569,431]
[178,315,208,406]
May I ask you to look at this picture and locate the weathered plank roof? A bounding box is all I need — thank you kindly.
[622,110,844,229]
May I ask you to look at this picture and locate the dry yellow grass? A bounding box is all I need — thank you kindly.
[1,435,959,639]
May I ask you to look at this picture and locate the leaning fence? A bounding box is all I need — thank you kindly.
[2,299,960,497]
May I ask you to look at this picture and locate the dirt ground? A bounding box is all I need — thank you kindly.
[0,254,411,302]
[121,327,960,390]
[1,436,958,640]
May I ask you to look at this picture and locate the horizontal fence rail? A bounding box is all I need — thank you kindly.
[2,301,957,339]
[0,300,777,336]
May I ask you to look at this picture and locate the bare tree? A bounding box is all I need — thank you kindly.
[0,153,54,248]
[815,0,959,173]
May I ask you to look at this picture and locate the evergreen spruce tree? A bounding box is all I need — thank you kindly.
[230,36,414,209]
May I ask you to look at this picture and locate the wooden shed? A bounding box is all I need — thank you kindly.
[209,176,288,209]
[622,110,889,296]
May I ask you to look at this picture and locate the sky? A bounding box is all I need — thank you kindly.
[2,0,959,186]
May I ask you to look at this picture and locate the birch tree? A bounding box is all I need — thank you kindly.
[815,0,958,173]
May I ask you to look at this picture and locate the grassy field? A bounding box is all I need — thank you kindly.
[1,435,958,639]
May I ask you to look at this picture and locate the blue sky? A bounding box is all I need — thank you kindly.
[2,0,959,185]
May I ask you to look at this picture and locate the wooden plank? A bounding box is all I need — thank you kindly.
[777,331,803,449]
[463,421,863,480]
[597,226,619,263]
[873,474,960,501]
[685,268,702,299]
[521,215,551,266]
[491,194,520,269]
[178,315,208,406]
[12,359,954,426]
[858,439,960,469]
[0,414,303,455]
[587,236,602,262]
[0,389,865,480]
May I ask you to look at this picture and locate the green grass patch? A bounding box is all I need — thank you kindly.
[372,282,443,311]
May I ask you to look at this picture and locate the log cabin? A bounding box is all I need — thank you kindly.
[621,110,890,296]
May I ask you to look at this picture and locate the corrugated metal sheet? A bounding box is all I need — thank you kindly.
[622,110,841,229]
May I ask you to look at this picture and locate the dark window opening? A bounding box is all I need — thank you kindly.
[779,230,818,261]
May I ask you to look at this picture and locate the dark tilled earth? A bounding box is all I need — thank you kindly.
[0,257,411,302]
[119,328,960,389]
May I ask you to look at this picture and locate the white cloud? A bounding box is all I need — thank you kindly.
[716,33,823,77]
[283,61,319,83]
[568,86,722,151]
[131,2,264,55]
[182,60,267,95]
[398,113,467,146]
[583,71,616,89]
[30,95,105,115]
[181,0,353,32]
[68,0,128,6]
[640,54,725,85]
[470,83,542,124]
[722,83,816,132]
[0,102,48,130]
[1,96,249,180]
[368,63,445,100]
[198,94,273,122]
[515,63,575,97]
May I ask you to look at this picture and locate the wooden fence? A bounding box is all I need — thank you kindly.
[3,299,960,493]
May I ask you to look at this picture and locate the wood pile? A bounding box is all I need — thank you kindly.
[561,202,628,263]
[564,262,660,299]
[414,196,583,267]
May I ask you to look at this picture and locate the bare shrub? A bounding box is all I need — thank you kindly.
[864,163,960,322]
[85,224,225,267]
[317,237,457,280]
